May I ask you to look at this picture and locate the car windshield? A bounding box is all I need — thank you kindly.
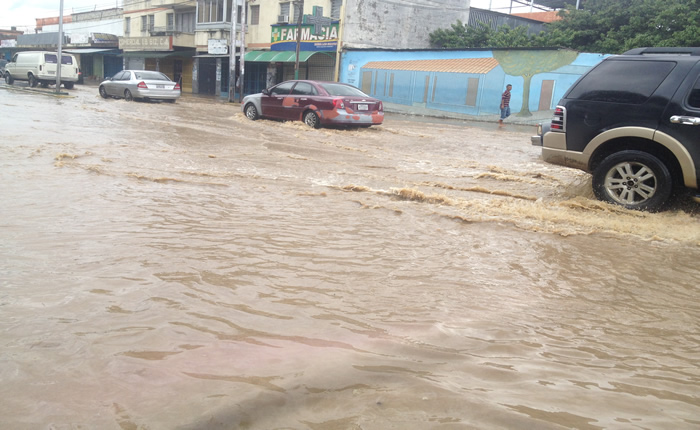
[318,83,368,97]
[134,71,170,81]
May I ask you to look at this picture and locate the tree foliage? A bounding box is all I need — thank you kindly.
[429,0,700,53]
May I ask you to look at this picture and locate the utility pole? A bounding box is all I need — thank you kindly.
[294,0,304,80]
[56,0,64,92]
[228,0,239,103]
[238,1,246,102]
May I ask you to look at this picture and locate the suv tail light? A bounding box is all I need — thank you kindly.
[137,81,148,89]
[551,106,566,132]
[333,98,345,109]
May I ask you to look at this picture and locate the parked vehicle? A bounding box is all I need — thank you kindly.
[532,47,700,211]
[98,70,181,103]
[0,59,7,76]
[242,80,384,128]
[3,51,79,89]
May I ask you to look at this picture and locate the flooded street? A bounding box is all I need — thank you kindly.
[1,83,699,429]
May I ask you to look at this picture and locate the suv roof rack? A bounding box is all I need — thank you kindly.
[623,47,700,56]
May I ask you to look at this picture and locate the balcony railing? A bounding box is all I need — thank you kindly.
[149,26,187,36]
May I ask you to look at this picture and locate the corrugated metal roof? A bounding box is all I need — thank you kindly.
[362,57,500,74]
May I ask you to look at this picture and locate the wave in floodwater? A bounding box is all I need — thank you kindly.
[335,184,700,245]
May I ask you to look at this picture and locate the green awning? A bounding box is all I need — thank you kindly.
[244,50,333,63]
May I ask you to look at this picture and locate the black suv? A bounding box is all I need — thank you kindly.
[533,47,700,211]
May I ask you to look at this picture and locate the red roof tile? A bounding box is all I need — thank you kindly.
[362,57,500,74]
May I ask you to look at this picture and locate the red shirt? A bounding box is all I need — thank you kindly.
[501,89,511,108]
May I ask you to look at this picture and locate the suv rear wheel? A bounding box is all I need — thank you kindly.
[592,150,672,212]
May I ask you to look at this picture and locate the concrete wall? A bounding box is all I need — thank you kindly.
[341,0,471,49]
[340,49,609,119]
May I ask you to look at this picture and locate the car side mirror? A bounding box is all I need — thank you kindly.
[262,89,270,96]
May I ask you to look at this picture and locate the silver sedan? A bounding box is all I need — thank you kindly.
[98,70,181,103]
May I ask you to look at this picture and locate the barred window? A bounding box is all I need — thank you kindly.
[250,5,260,25]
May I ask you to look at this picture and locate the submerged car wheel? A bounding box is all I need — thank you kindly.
[5,73,14,85]
[124,89,133,101]
[64,82,74,90]
[99,85,108,98]
[244,103,259,120]
[28,74,37,88]
[592,150,672,212]
[303,110,320,129]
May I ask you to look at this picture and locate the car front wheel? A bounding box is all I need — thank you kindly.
[244,103,259,120]
[303,110,320,128]
[99,86,108,98]
[5,73,13,85]
[592,150,672,211]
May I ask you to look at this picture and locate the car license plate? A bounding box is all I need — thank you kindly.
[357,104,368,111]
[157,85,164,89]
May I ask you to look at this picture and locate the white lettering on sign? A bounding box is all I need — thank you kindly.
[119,36,172,51]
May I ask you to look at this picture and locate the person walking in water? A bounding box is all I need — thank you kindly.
[499,84,512,126]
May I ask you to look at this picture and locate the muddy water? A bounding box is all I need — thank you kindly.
[1,84,699,429]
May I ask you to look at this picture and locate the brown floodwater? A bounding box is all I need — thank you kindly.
[1,83,699,429]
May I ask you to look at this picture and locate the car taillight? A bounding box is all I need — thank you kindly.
[551,106,566,132]
[378,101,383,111]
[137,81,148,89]
[174,83,181,91]
[333,99,344,109]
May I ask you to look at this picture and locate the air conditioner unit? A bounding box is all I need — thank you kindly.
[277,14,289,24]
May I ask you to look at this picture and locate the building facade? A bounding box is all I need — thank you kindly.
[119,0,197,92]
[41,8,123,82]
[197,0,472,97]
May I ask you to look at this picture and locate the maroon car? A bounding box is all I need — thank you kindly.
[242,80,384,128]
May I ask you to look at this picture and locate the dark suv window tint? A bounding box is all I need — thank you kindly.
[688,76,700,109]
[567,60,676,104]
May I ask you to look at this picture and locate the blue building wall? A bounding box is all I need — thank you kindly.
[339,49,608,118]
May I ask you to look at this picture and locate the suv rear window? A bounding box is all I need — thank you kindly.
[567,60,676,104]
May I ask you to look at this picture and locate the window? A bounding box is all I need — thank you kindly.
[197,0,240,24]
[293,3,302,23]
[141,15,147,32]
[43,54,74,65]
[331,0,342,19]
[167,13,174,31]
[149,15,155,31]
[292,82,317,95]
[688,76,700,109]
[125,17,131,34]
[271,81,295,96]
[250,5,260,25]
[280,2,290,18]
[568,60,677,104]
[134,71,170,81]
[177,12,195,33]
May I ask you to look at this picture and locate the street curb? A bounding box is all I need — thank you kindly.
[0,83,73,98]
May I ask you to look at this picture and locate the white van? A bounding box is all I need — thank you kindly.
[3,51,79,89]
